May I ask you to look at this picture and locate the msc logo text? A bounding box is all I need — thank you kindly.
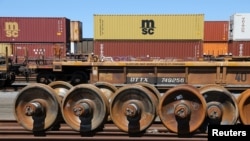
[4,22,19,37]
[141,20,155,35]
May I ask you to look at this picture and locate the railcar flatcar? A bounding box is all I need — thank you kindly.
[11,52,250,135]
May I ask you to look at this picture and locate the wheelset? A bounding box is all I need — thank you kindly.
[14,83,59,131]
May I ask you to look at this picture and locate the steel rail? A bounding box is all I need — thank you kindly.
[0,121,208,141]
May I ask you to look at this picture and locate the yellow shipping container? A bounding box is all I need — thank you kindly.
[203,42,228,57]
[94,14,204,40]
[0,43,12,56]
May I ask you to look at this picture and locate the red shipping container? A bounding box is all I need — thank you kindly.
[204,21,229,41]
[0,17,70,43]
[94,40,203,60]
[12,43,67,63]
[228,41,250,56]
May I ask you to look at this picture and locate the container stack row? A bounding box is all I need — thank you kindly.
[1,13,250,61]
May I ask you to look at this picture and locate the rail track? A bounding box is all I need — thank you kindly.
[0,120,208,141]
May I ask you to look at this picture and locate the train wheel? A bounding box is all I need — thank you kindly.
[135,82,161,117]
[48,81,73,130]
[37,72,55,84]
[94,81,117,102]
[70,72,88,86]
[48,81,73,104]
[158,84,206,134]
[238,89,250,124]
[199,84,239,127]
[94,82,117,121]
[135,82,161,101]
[110,84,158,133]
[14,83,59,131]
[61,84,109,132]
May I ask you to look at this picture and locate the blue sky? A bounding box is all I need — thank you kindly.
[0,0,249,38]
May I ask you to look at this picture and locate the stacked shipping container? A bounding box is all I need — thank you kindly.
[228,13,250,56]
[70,21,82,42]
[66,20,93,56]
[93,14,204,60]
[0,17,70,43]
[70,38,94,55]
[94,40,202,60]
[203,21,229,57]
[0,17,71,63]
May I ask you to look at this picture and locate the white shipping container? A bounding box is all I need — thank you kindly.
[70,42,76,54]
[229,13,250,41]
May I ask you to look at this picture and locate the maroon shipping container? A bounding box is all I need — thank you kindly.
[228,41,250,56]
[12,43,67,63]
[204,21,229,41]
[94,40,203,60]
[0,17,70,43]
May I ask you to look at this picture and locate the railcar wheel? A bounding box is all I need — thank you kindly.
[48,81,73,129]
[110,84,158,133]
[237,90,245,104]
[158,84,206,134]
[136,82,161,118]
[37,72,55,84]
[70,71,87,86]
[48,81,73,104]
[94,81,117,102]
[61,84,109,132]
[135,82,161,100]
[14,83,59,131]
[238,89,250,124]
[199,84,239,126]
[94,82,117,121]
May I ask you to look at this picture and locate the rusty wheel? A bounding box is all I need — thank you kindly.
[158,84,206,134]
[61,84,109,132]
[135,82,161,120]
[14,83,59,131]
[94,82,117,121]
[94,81,117,102]
[238,89,250,124]
[48,81,73,104]
[199,84,238,126]
[135,82,161,101]
[48,81,73,129]
[110,84,158,133]
[36,72,55,84]
[237,90,244,104]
